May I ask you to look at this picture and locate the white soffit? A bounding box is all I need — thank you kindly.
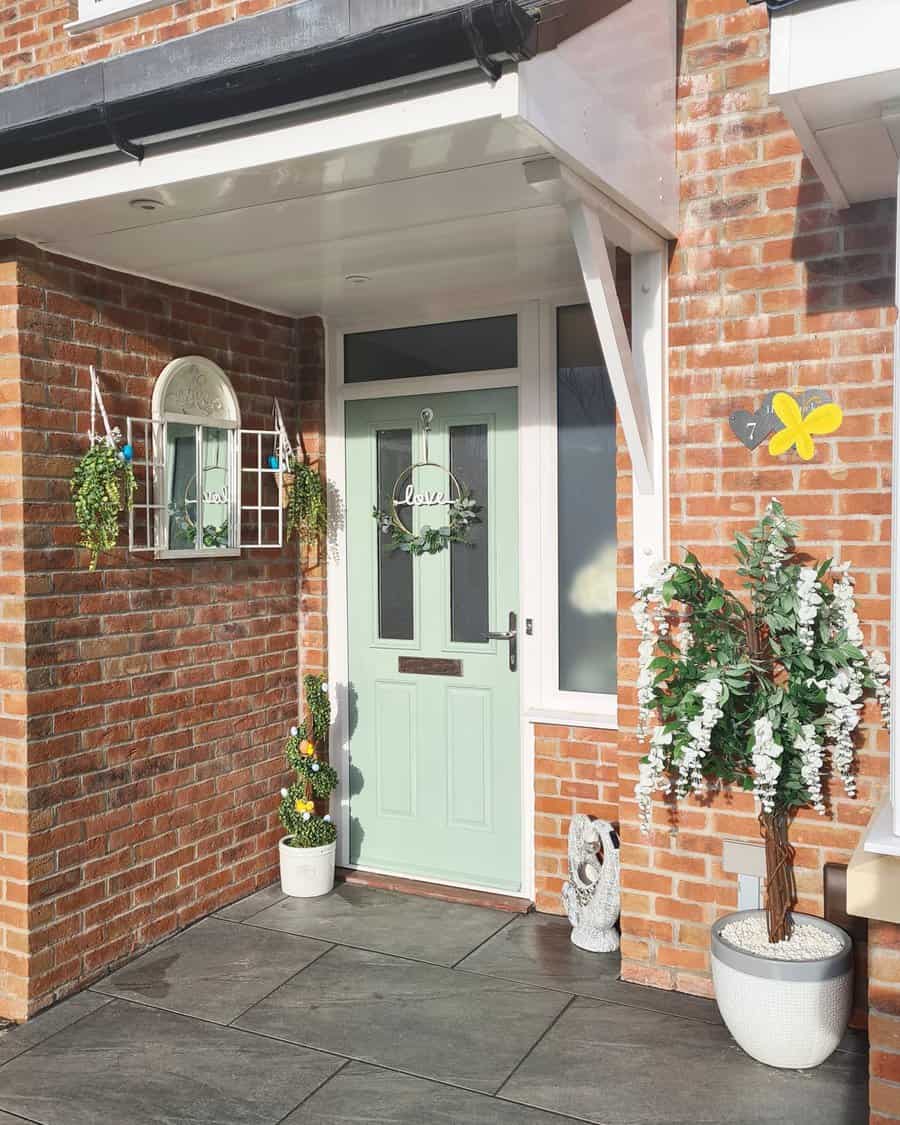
[0,4,677,318]
[769,0,900,207]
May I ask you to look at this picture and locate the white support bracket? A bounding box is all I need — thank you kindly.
[525,157,668,586]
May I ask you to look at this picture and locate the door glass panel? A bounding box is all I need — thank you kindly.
[557,304,617,694]
[450,424,489,644]
[200,426,231,549]
[377,428,414,641]
[166,422,198,550]
[345,316,517,383]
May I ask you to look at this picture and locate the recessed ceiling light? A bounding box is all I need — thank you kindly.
[344,274,371,285]
[129,197,165,212]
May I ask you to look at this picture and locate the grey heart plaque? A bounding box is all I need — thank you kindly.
[729,389,831,450]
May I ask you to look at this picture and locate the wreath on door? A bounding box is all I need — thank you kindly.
[372,409,480,556]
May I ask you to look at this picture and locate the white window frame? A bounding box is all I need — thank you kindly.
[532,294,619,727]
[67,0,169,33]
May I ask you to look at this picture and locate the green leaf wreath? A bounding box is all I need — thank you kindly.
[71,431,136,571]
[278,673,338,848]
[373,489,480,556]
[633,499,890,943]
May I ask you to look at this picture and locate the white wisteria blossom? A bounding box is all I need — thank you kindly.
[675,617,694,658]
[635,761,655,835]
[831,562,863,645]
[823,668,862,797]
[762,498,791,577]
[870,649,891,731]
[795,724,826,815]
[676,679,724,798]
[795,566,823,652]
[751,716,783,814]
[632,562,675,737]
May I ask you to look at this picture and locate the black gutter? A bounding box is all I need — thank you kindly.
[746,0,806,10]
[0,0,538,175]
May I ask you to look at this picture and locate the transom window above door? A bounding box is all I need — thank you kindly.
[344,316,518,384]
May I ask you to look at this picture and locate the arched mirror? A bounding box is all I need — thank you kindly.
[152,356,241,556]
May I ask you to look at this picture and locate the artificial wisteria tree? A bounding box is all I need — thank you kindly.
[633,500,890,944]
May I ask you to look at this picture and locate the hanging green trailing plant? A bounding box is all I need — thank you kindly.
[71,431,136,571]
[284,455,327,545]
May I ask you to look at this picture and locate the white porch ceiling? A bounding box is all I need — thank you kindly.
[6,114,582,320]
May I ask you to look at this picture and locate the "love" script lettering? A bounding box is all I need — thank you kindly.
[401,484,447,507]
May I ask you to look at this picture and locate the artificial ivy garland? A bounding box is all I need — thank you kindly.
[71,430,136,571]
[373,488,480,556]
[284,456,328,545]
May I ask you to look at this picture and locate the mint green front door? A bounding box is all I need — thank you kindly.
[346,388,520,890]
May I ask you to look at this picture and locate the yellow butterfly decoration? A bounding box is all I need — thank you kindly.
[768,392,843,461]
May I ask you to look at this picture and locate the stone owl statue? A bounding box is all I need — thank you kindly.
[562,814,621,953]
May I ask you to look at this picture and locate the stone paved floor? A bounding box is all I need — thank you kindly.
[0,883,869,1124]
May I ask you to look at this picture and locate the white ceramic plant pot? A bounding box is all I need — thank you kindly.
[278,837,336,898]
[711,909,853,1070]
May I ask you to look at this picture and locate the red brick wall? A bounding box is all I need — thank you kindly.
[870,922,900,1123]
[2,240,324,1020]
[0,0,302,87]
[532,0,895,1003]
[618,0,894,998]
[0,249,30,1021]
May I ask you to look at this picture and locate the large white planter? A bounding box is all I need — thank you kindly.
[711,909,853,1070]
[278,837,336,898]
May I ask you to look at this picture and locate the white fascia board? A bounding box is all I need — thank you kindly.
[516,0,678,238]
[769,0,900,96]
[0,72,521,224]
[771,89,850,211]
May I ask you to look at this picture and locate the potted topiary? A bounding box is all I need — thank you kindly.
[277,673,339,897]
[633,500,890,1069]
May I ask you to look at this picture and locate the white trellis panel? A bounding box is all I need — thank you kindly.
[126,415,166,553]
[239,428,284,548]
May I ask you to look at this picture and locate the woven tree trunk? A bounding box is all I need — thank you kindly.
[760,810,796,944]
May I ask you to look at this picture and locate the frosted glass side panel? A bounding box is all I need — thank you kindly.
[377,429,414,641]
[557,304,617,695]
[450,424,489,644]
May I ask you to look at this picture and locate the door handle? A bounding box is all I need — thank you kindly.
[487,611,517,672]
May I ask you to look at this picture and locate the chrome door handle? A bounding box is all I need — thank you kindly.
[487,611,517,672]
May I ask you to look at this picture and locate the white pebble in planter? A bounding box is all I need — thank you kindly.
[711,909,853,1070]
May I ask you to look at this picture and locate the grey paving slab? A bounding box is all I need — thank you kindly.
[0,990,111,1067]
[215,882,286,921]
[0,999,343,1125]
[92,916,331,1023]
[499,996,869,1125]
[458,912,723,1024]
[283,1060,576,1124]
[245,883,513,966]
[235,944,570,1094]
[0,1113,32,1124]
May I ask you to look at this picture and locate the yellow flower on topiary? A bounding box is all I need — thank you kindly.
[300,741,315,757]
[294,798,315,813]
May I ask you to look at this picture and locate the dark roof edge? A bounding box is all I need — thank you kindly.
[746,0,806,11]
[0,0,539,175]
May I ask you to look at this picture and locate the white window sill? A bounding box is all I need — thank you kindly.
[524,707,618,732]
[66,0,167,33]
[862,798,900,857]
